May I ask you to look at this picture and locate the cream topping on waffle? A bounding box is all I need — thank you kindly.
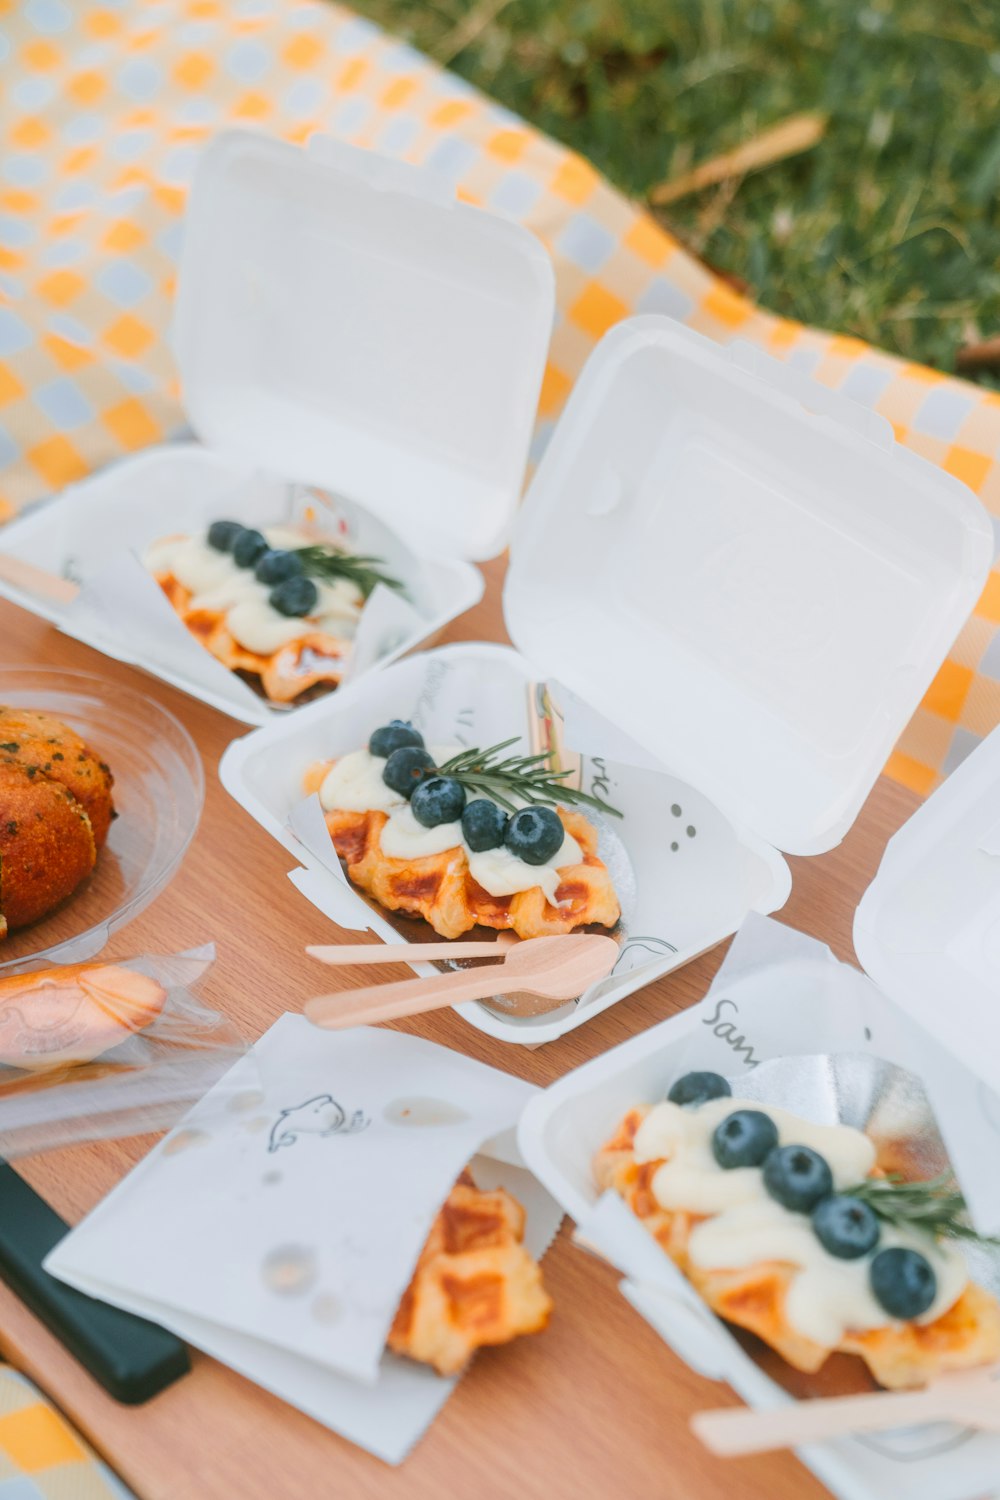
[143,527,363,654]
[634,1098,878,1210]
[319,746,585,904]
[633,1097,968,1346]
[318,746,414,814]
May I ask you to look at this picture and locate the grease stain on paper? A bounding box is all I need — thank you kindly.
[311,1293,342,1325]
[262,1245,317,1296]
[227,1089,266,1113]
[383,1097,470,1128]
[162,1129,210,1157]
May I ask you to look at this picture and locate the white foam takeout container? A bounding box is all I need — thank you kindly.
[220,641,791,1045]
[0,130,556,724]
[518,888,1000,1500]
[219,315,990,1043]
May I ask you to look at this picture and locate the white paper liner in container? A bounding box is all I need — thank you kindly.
[46,1016,563,1464]
[517,914,1000,1500]
[0,453,477,726]
[0,946,246,1158]
[219,644,790,1045]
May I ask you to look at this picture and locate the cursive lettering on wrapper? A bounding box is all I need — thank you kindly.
[588,755,612,802]
[700,997,761,1069]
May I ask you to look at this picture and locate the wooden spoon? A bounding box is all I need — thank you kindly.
[691,1363,1000,1456]
[304,934,619,1029]
[0,554,79,606]
[306,932,519,965]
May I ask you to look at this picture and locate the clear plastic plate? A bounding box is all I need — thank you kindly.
[0,669,204,974]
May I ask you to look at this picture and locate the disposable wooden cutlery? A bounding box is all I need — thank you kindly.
[0,554,79,605]
[306,932,519,965]
[304,933,618,1027]
[691,1363,1000,1456]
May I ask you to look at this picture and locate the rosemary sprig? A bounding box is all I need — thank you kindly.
[294,545,406,601]
[845,1172,1000,1246]
[437,737,623,818]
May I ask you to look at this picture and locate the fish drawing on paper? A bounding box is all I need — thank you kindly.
[267,1095,369,1153]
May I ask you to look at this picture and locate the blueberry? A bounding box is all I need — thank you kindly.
[207,520,243,552]
[870,1247,937,1319]
[383,746,436,798]
[411,776,466,828]
[369,721,425,758]
[232,528,269,568]
[812,1195,880,1260]
[461,799,508,852]
[667,1072,732,1108]
[712,1110,779,1170]
[763,1145,834,1213]
[269,576,319,618]
[504,806,564,865]
[255,548,304,585]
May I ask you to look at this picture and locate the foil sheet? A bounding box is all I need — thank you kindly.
[730,1052,1000,1298]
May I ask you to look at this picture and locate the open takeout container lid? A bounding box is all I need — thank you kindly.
[855,721,1000,1097]
[504,318,993,855]
[173,130,555,564]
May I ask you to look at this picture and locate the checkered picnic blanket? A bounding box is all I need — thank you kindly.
[1,0,999,792]
[0,1366,132,1499]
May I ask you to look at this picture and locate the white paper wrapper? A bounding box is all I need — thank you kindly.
[339,584,425,686]
[51,1153,557,1466]
[226,644,789,1044]
[521,913,1000,1500]
[47,1016,562,1461]
[73,548,267,714]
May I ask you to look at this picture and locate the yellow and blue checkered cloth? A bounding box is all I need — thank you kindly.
[0,1367,132,1499]
[2,0,1000,792]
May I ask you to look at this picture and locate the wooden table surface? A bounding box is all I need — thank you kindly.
[0,565,921,1500]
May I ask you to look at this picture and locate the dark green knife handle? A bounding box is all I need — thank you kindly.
[0,1161,189,1403]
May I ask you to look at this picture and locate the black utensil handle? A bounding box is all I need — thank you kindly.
[0,1161,189,1403]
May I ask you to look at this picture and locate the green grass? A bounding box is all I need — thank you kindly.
[353,0,1000,382]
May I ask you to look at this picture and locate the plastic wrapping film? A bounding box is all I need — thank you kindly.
[0,945,246,1157]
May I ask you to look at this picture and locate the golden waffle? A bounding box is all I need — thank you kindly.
[595,1107,1000,1390]
[154,573,349,704]
[320,801,620,941]
[388,1171,552,1375]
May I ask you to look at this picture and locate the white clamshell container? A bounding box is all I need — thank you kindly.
[854,716,1000,1099]
[0,130,555,724]
[220,313,990,1044]
[518,884,1000,1499]
[220,641,789,1045]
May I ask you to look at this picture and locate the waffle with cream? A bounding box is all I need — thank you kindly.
[595,1097,1000,1390]
[388,1170,552,1375]
[144,525,361,704]
[304,743,621,941]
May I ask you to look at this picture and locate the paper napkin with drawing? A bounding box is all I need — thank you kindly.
[46,1016,550,1390]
